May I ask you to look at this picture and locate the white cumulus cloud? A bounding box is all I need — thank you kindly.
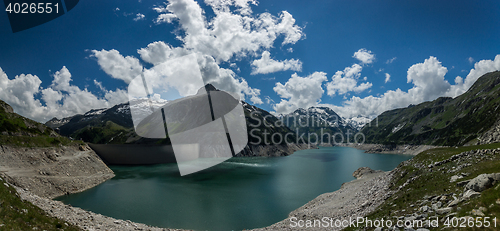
[90,49,143,84]
[251,51,302,75]
[353,48,375,64]
[132,0,306,104]
[406,56,451,102]
[447,54,500,97]
[0,67,128,122]
[326,63,372,96]
[273,72,328,114]
[153,0,304,62]
[138,41,186,65]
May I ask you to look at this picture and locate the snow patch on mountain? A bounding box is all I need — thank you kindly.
[344,116,373,130]
[84,109,106,116]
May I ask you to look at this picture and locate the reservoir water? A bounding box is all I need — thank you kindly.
[56,146,412,230]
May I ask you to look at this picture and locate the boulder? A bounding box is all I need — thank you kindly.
[465,173,500,192]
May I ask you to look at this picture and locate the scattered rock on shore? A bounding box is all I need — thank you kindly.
[352,167,383,179]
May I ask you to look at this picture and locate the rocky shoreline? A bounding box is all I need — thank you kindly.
[342,143,439,156]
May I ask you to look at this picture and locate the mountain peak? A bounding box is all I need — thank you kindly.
[196,83,219,95]
[0,100,14,114]
[204,83,218,92]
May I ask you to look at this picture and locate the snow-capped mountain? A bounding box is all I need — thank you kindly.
[281,106,356,130]
[45,98,171,137]
[278,106,360,144]
[45,102,135,137]
[343,115,373,130]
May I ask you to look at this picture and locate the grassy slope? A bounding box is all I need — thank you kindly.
[71,120,134,144]
[347,143,500,230]
[361,71,500,146]
[0,177,79,230]
[0,100,81,147]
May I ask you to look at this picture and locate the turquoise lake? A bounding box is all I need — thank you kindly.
[56,147,412,230]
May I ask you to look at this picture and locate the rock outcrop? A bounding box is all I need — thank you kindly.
[352,167,383,179]
[464,173,500,192]
[477,119,500,144]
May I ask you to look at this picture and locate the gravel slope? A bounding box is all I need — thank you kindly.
[0,144,114,199]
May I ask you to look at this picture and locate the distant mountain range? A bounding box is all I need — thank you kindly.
[361,71,500,146]
[46,85,311,156]
[46,90,370,148]
[279,107,367,144]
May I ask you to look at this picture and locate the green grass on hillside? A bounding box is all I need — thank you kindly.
[0,99,83,147]
[0,135,82,147]
[0,177,79,230]
[71,121,132,144]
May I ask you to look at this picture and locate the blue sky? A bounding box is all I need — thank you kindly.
[1,0,500,122]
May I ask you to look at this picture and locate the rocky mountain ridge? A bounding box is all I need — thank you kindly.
[46,85,312,156]
[280,106,361,144]
[360,71,500,146]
